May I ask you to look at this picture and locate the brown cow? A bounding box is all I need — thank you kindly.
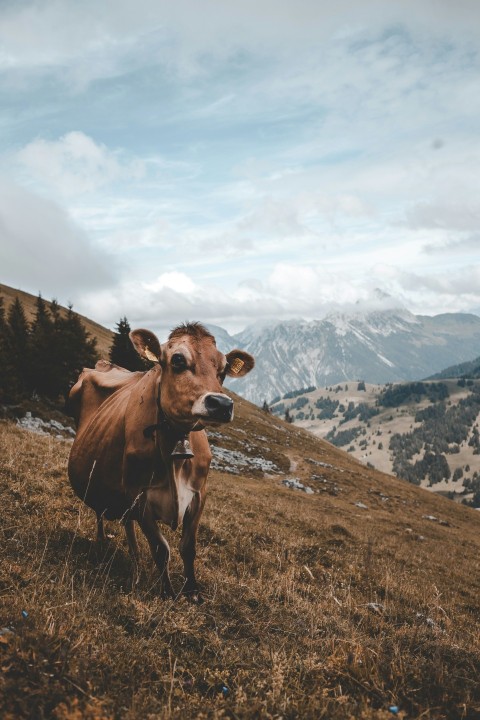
[68,322,254,602]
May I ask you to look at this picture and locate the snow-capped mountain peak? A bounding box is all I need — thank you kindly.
[225,309,480,405]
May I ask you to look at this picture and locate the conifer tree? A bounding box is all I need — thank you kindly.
[56,304,98,399]
[5,297,30,400]
[0,293,104,404]
[49,299,61,325]
[0,296,9,402]
[29,294,56,397]
[109,317,146,371]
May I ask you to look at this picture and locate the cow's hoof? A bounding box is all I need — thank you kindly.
[161,586,175,601]
[183,588,204,604]
[187,592,204,605]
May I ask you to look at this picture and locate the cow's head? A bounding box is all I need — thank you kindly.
[130,323,254,430]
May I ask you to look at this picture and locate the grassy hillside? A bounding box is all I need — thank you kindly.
[1,394,480,719]
[0,282,113,358]
[271,380,480,500]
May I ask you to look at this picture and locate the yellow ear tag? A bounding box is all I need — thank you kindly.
[144,347,159,362]
[230,358,245,374]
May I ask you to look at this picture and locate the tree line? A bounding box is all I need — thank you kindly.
[0,294,99,404]
[0,294,146,406]
[378,381,449,407]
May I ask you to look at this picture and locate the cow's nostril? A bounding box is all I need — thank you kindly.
[204,394,233,420]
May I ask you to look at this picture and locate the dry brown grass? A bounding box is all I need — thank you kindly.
[1,396,480,719]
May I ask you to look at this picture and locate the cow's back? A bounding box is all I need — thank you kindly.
[69,360,142,434]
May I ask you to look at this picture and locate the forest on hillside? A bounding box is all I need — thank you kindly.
[0,294,98,404]
[269,380,480,508]
[0,294,143,406]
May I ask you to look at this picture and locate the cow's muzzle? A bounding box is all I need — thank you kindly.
[201,393,234,423]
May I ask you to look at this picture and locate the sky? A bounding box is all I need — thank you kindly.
[1,0,480,336]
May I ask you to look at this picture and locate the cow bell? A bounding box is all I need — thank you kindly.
[171,436,194,459]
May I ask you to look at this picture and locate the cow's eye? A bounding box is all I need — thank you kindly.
[171,353,187,371]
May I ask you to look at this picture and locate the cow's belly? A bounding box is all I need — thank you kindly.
[139,480,193,529]
[68,395,134,519]
[68,443,131,519]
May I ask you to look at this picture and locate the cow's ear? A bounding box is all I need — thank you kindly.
[129,329,162,363]
[225,349,255,377]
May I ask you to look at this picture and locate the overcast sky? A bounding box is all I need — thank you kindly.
[1,0,479,335]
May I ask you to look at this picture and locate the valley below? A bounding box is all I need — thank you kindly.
[271,379,480,504]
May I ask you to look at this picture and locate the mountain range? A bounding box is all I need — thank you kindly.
[219,309,480,404]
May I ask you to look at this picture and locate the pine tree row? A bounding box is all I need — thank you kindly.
[0,294,98,404]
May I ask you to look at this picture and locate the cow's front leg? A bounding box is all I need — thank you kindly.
[179,493,205,603]
[123,518,141,589]
[137,510,174,599]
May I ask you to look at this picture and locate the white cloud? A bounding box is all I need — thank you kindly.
[407,201,480,232]
[16,131,144,196]
[68,231,480,334]
[2,1,480,85]
[0,181,115,297]
[396,266,480,297]
[423,235,480,255]
[145,271,196,294]
[72,264,380,334]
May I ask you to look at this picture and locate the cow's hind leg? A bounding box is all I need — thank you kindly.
[96,512,106,542]
[179,493,204,603]
[137,510,174,599]
[123,518,141,589]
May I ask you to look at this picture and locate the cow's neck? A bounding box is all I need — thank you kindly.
[137,372,201,530]
[143,378,200,459]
